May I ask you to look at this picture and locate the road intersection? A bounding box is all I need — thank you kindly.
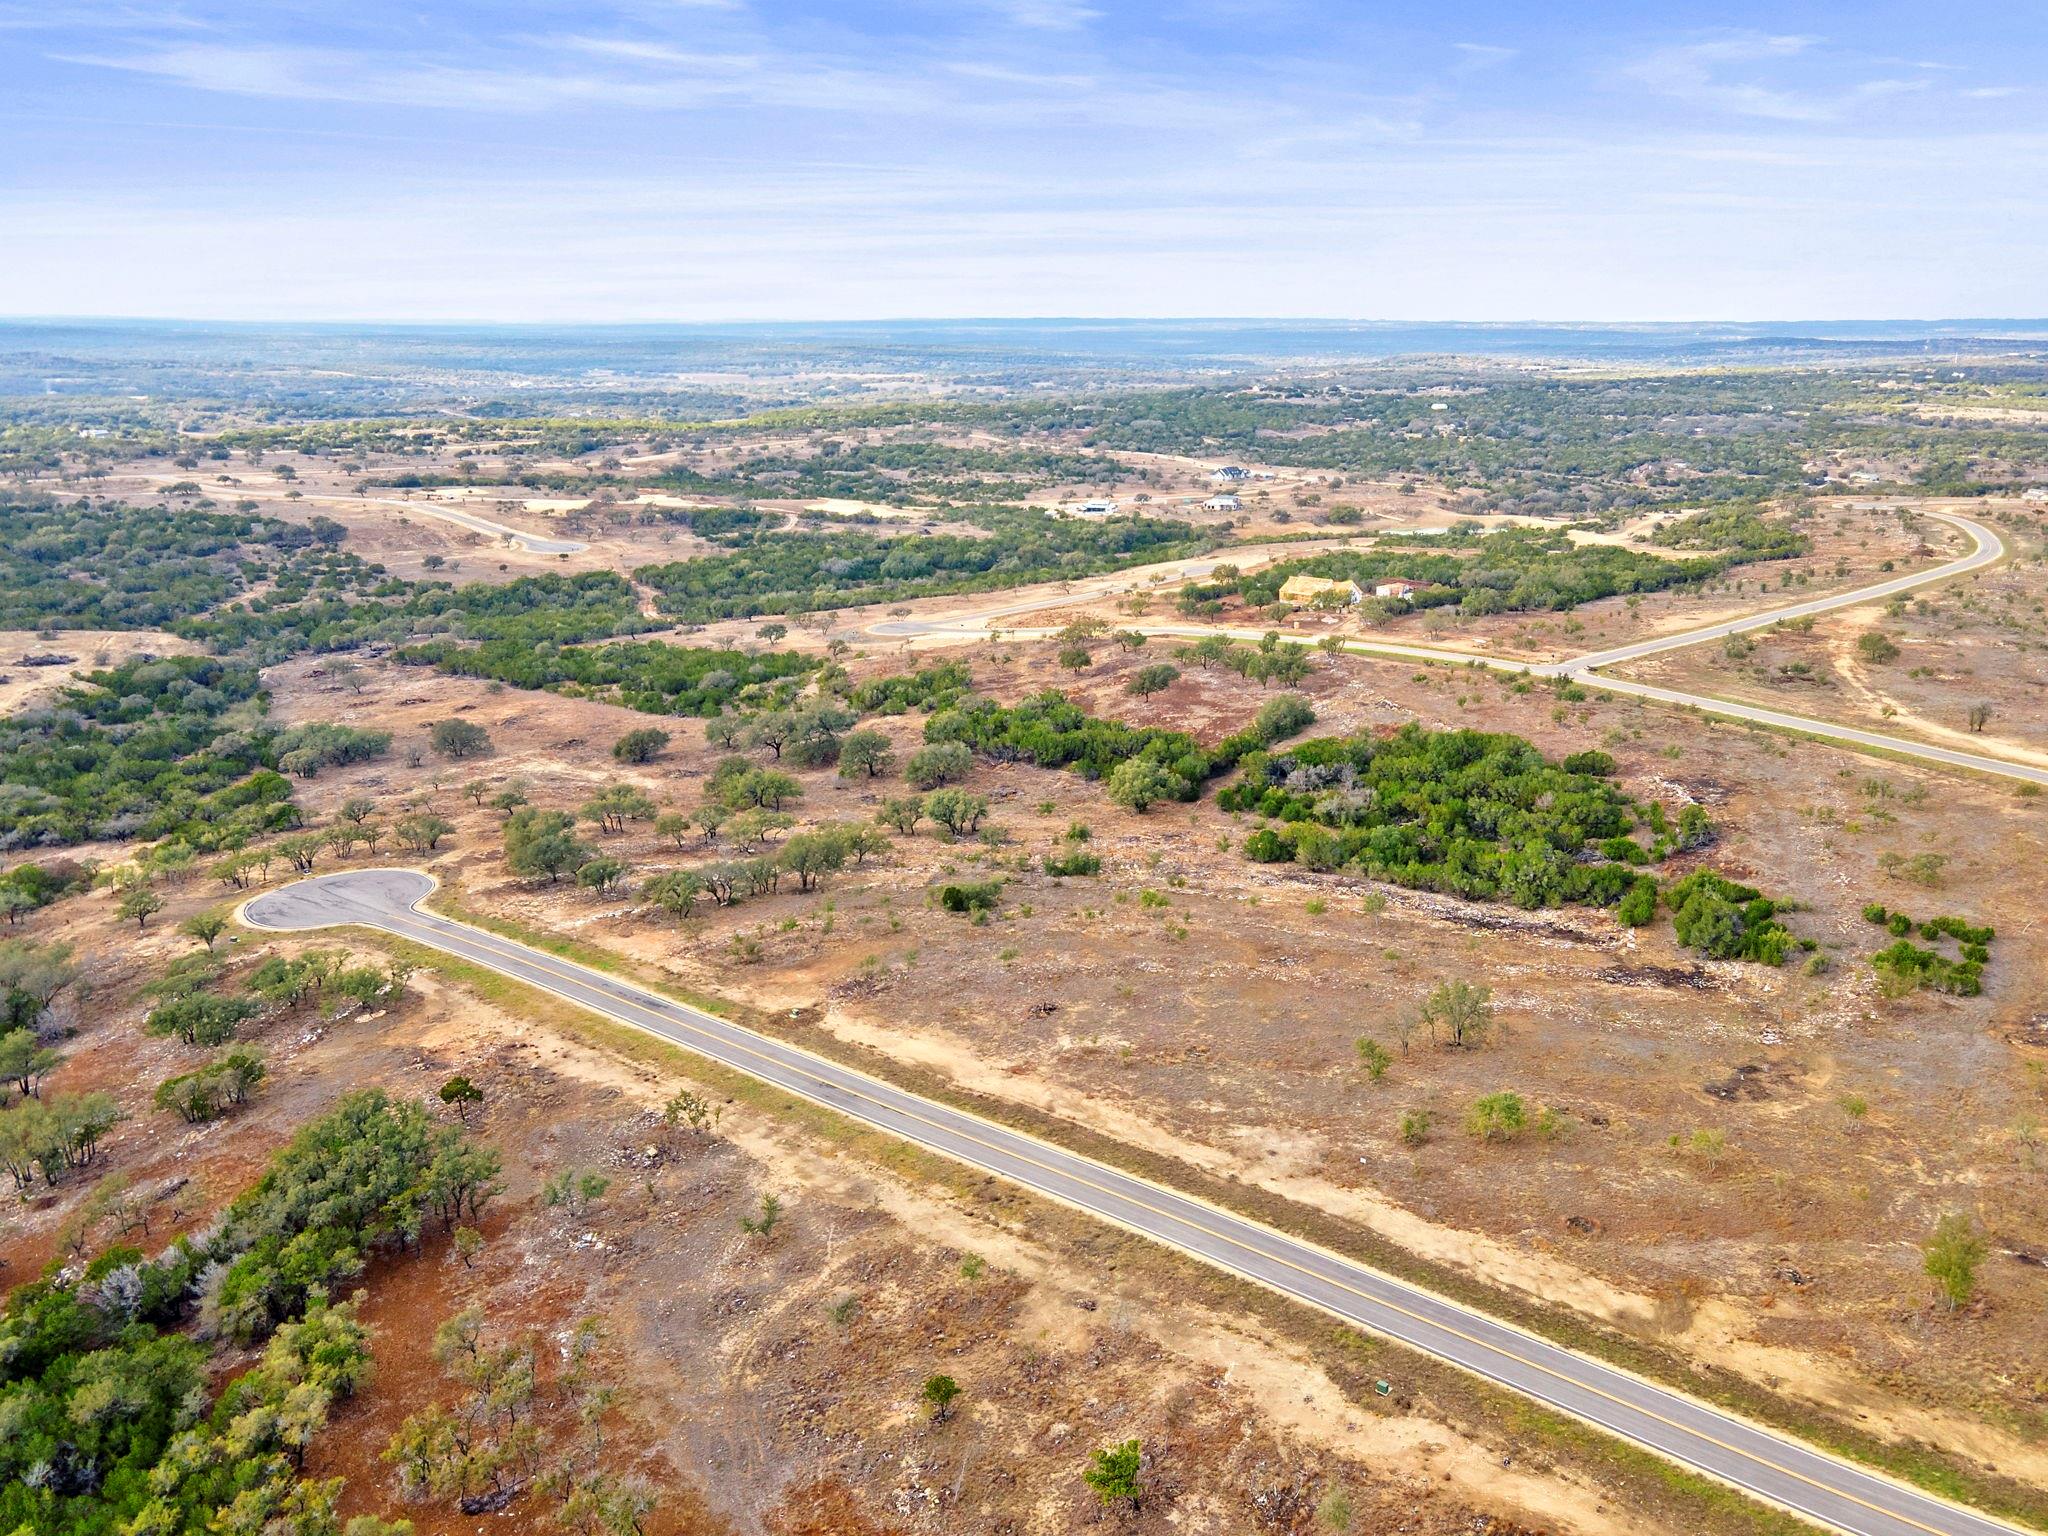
[231,505,2040,1536]
[868,507,2044,787]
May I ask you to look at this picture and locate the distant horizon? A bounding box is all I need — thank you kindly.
[9,315,2048,334]
[13,313,2047,404]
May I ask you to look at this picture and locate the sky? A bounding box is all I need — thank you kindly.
[2,2,2045,322]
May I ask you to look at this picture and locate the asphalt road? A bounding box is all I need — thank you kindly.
[1553,511,2007,675]
[1585,672,2048,786]
[133,472,591,554]
[865,505,2043,786]
[347,493,590,555]
[244,869,2027,1536]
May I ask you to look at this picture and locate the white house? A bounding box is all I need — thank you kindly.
[1208,466,1248,483]
[2021,486,2048,503]
[1073,499,1119,517]
[1202,494,1241,512]
[1371,578,1424,600]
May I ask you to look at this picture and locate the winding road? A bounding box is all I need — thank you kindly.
[222,504,2038,1535]
[243,869,2026,1536]
[151,474,591,555]
[355,493,589,555]
[867,506,2047,787]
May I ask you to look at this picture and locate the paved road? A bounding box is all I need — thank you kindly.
[177,477,591,555]
[369,494,589,555]
[1585,672,2048,786]
[1551,509,2048,783]
[244,869,2026,1536]
[867,506,2043,786]
[1553,511,2006,675]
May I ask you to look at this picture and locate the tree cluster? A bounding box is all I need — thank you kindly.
[409,636,814,719]
[0,1086,489,1534]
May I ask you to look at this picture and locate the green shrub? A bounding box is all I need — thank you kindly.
[1467,1091,1528,1142]
[612,726,671,763]
[1872,940,1983,996]
[145,992,260,1047]
[1043,846,1102,877]
[905,741,974,790]
[154,1048,267,1123]
[1615,877,1658,927]
[1668,869,1794,965]
[937,880,1003,914]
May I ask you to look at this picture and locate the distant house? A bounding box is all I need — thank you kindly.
[1202,494,1242,512]
[1072,499,1120,517]
[1278,574,1364,607]
[1848,470,1884,485]
[1370,578,1423,600]
[1208,466,1248,483]
[2022,486,2048,503]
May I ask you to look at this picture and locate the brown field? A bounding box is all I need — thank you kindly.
[0,627,201,713]
[13,814,1626,1536]
[230,634,2048,1472]
[9,444,2048,1531]
[1611,506,2048,765]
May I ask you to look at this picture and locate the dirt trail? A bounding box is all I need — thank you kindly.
[1824,609,2048,770]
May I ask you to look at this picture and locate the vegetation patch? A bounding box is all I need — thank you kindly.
[1224,724,1679,906]
[1219,724,1802,960]
[634,510,1203,622]
[1234,524,1749,618]
[403,635,817,717]
[1665,869,1798,966]
[0,498,330,630]
[0,1088,494,1535]
[926,688,1317,804]
[0,656,298,849]
[1863,903,1994,995]
[179,562,655,664]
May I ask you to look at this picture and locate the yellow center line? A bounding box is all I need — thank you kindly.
[385,907,1975,1536]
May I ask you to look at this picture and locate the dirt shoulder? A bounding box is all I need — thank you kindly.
[232,635,2048,1514]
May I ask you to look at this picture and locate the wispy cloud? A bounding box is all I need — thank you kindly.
[1450,43,1516,75]
[968,0,1100,31]
[58,38,939,115]
[53,23,1399,144]
[0,2,209,31]
[8,4,2048,321]
[1623,32,1940,125]
[1624,33,1838,121]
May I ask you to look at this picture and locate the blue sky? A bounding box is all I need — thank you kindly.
[2,2,2043,321]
